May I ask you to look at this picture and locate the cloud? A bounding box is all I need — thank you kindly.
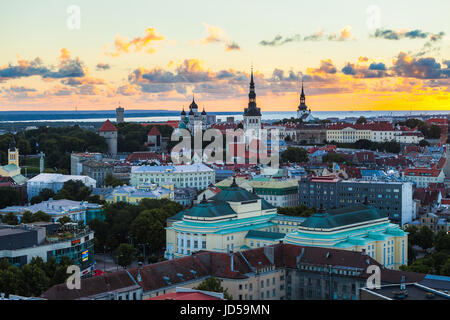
[225,42,241,51]
[106,27,164,57]
[259,26,354,46]
[96,63,111,71]
[373,28,443,40]
[0,49,86,80]
[197,23,241,52]
[391,52,449,79]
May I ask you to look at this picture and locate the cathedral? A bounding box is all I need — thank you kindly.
[296,81,315,122]
[179,96,209,132]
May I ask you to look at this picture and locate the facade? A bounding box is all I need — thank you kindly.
[147,126,162,152]
[116,105,125,124]
[217,177,300,208]
[179,96,210,132]
[165,178,406,269]
[106,184,175,205]
[0,223,95,275]
[402,167,445,188]
[243,68,262,146]
[295,124,327,144]
[99,119,118,156]
[326,122,423,144]
[27,173,96,200]
[81,160,114,187]
[298,176,415,226]
[284,202,408,270]
[70,152,103,175]
[43,243,428,301]
[0,199,104,224]
[174,187,197,207]
[130,163,215,190]
[0,137,28,186]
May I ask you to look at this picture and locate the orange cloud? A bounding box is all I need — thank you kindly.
[107,27,165,57]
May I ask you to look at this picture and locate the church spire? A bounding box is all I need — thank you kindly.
[248,66,256,104]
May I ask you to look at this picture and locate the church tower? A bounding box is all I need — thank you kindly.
[8,137,19,167]
[243,67,262,144]
[297,81,313,121]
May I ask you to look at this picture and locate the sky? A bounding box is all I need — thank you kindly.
[0,0,449,112]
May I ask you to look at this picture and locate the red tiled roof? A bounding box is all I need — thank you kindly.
[404,168,442,177]
[441,199,450,205]
[99,119,117,132]
[147,126,161,136]
[328,121,394,131]
[126,152,167,163]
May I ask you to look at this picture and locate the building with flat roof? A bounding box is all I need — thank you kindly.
[0,199,104,224]
[81,160,114,187]
[27,173,96,200]
[360,282,450,300]
[298,176,415,226]
[131,163,215,190]
[106,184,174,205]
[0,223,95,275]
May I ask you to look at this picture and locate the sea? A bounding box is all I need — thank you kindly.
[0,110,448,123]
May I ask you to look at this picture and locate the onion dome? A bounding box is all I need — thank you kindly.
[181,108,186,116]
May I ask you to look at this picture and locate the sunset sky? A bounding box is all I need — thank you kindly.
[0,0,449,112]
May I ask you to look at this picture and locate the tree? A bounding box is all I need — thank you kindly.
[1,212,18,225]
[354,139,372,150]
[115,243,137,269]
[32,211,51,222]
[54,180,92,201]
[281,147,309,163]
[194,277,232,300]
[277,205,316,217]
[434,231,450,253]
[105,173,125,188]
[57,216,73,226]
[418,139,429,147]
[30,188,55,205]
[322,153,346,164]
[0,187,21,209]
[416,226,434,250]
[356,116,367,124]
[440,258,450,276]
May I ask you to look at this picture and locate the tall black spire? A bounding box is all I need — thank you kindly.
[298,79,307,112]
[244,66,261,116]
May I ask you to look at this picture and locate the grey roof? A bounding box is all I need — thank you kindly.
[300,205,387,229]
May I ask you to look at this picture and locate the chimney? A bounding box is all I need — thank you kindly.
[137,262,143,282]
[264,246,275,264]
[230,251,234,272]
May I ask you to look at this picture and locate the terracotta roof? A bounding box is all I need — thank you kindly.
[404,168,442,177]
[147,126,161,136]
[328,121,394,131]
[99,119,118,132]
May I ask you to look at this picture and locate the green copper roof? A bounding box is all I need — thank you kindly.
[246,230,285,240]
[179,200,236,219]
[300,205,387,229]
[210,185,260,203]
[261,199,276,210]
[1,164,19,173]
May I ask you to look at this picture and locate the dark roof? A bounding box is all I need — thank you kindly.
[210,183,260,203]
[243,106,261,117]
[182,200,236,219]
[300,204,387,229]
[362,283,449,300]
[41,270,138,300]
[246,230,285,240]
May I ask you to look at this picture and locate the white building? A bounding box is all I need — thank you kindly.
[27,173,96,200]
[402,167,445,188]
[130,164,215,190]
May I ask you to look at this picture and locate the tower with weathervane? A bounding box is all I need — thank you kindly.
[243,67,262,146]
[296,81,315,122]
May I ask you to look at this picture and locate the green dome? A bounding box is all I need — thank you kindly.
[178,121,186,129]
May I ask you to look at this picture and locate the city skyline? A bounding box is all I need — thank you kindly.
[0,0,449,112]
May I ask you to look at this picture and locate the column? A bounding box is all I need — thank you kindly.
[177,233,181,254]
[198,233,202,250]
[190,233,194,253]
[183,233,187,255]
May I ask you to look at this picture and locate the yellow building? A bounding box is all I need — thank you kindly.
[106,183,174,205]
[0,137,27,185]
